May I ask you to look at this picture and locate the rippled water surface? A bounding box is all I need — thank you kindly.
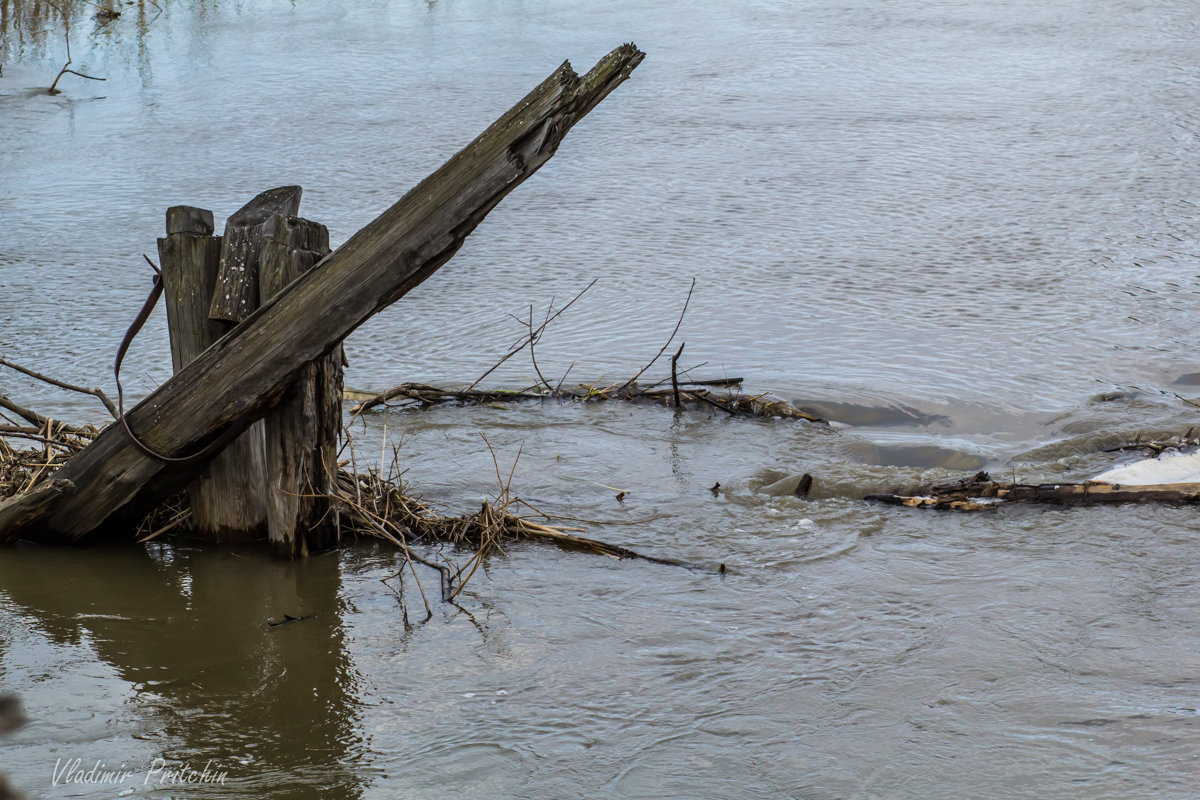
[2,0,1200,797]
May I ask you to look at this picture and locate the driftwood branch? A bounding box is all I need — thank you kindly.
[347,377,825,423]
[868,470,1200,510]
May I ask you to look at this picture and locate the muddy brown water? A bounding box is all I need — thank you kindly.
[3,0,1200,797]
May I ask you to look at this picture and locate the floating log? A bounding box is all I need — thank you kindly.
[159,205,268,542]
[1,44,645,545]
[867,471,1200,510]
[258,214,341,556]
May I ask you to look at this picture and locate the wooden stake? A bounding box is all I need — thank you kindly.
[259,215,341,556]
[158,205,268,542]
[209,187,302,324]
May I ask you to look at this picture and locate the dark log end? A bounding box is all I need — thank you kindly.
[166,206,215,236]
[229,186,303,228]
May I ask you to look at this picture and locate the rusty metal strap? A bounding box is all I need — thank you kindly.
[114,258,242,465]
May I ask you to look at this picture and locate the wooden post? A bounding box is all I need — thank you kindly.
[159,204,270,542]
[209,186,302,324]
[169,189,309,544]
[259,214,341,556]
[201,188,304,540]
[0,44,645,545]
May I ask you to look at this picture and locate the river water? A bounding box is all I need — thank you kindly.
[3,0,1200,797]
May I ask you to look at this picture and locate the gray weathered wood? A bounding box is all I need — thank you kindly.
[208,186,302,323]
[157,221,224,372]
[166,206,215,236]
[259,215,340,556]
[3,45,644,544]
[159,212,268,542]
[0,479,75,535]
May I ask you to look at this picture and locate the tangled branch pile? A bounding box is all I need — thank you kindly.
[1,367,697,608]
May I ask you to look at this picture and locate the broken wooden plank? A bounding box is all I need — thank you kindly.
[258,214,340,556]
[159,207,268,542]
[208,186,302,324]
[1,44,644,545]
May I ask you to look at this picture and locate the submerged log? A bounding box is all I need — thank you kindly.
[159,206,268,542]
[1,44,645,545]
[867,471,1200,510]
[258,215,341,556]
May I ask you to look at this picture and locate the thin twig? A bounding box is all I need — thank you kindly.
[671,342,685,408]
[618,277,696,392]
[0,357,118,418]
[466,279,596,391]
[527,304,553,393]
[554,361,576,395]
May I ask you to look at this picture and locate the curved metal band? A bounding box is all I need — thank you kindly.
[114,266,242,465]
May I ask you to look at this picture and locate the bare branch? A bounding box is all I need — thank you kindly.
[0,357,118,418]
[618,277,695,392]
[465,279,596,391]
[63,68,106,82]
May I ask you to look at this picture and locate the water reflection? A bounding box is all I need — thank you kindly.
[0,543,364,799]
[1,0,121,58]
[5,0,1200,795]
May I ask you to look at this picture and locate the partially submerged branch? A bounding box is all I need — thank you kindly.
[41,1,107,95]
[868,469,1200,511]
[335,466,704,601]
[348,377,825,423]
[351,277,824,424]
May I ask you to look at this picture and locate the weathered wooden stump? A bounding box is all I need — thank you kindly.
[259,214,342,556]
[210,186,302,324]
[160,196,345,550]
[159,204,268,542]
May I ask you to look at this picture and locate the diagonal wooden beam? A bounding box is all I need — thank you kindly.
[3,44,644,544]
